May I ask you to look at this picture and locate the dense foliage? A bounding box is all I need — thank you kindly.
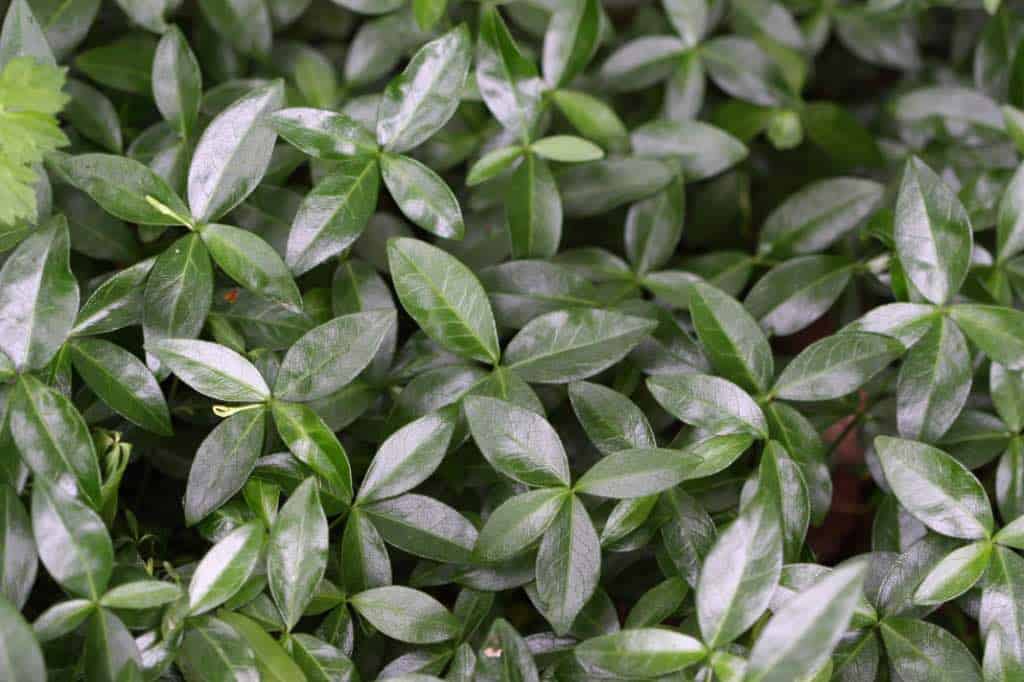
[4,0,1024,679]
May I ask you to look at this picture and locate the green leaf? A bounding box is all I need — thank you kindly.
[948,304,1024,371]
[178,616,259,682]
[11,374,102,509]
[660,488,716,586]
[543,0,601,87]
[72,257,154,337]
[697,451,783,648]
[0,0,56,68]
[747,560,868,682]
[188,520,265,615]
[31,478,112,599]
[979,546,1024,671]
[76,34,155,93]
[187,81,284,222]
[772,331,904,401]
[0,483,34,609]
[536,495,600,634]
[914,541,992,605]
[357,411,455,503]
[568,381,655,456]
[65,78,121,153]
[503,308,657,383]
[340,508,391,594]
[200,224,301,308]
[32,599,94,642]
[507,153,563,259]
[363,493,477,563]
[481,260,597,329]
[600,36,687,92]
[220,611,308,682]
[272,401,353,504]
[474,488,567,563]
[466,146,524,186]
[465,396,570,488]
[702,36,791,106]
[531,135,604,163]
[143,233,213,375]
[388,237,499,364]
[996,437,1024,524]
[559,157,676,217]
[268,108,378,159]
[689,281,773,394]
[376,24,471,154]
[575,628,707,678]
[268,477,328,631]
[197,0,271,58]
[631,119,747,181]
[69,338,172,436]
[0,593,44,682]
[575,447,699,498]
[476,6,543,141]
[99,580,181,610]
[49,153,190,226]
[350,586,460,644]
[287,156,380,276]
[149,338,269,403]
[625,177,685,275]
[550,89,629,152]
[152,25,201,139]
[663,0,708,48]
[288,633,357,682]
[744,255,854,337]
[896,316,972,442]
[83,608,140,682]
[477,618,539,682]
[894,157,973,304]
[0,217,77,371]
[185,407,266,526]
[380,152,463,240]
[880,617,983,682]
[874,436,994,540]
[625,577,689,628]
[992,364,1024,433]
[273,310,395,401]
[759,177,884,256]
[647,373,768,438]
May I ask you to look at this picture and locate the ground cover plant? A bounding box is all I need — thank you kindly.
[3,0,1024,679]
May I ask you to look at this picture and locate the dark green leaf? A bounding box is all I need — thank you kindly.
[185,407,266,526]
[0,217,77,372]
[187,81,284,222]
[273,310,395,401]
[575,628,706,678]
[69,338,172,435]
[188,520,265,615]
[287,156,380,275]
[772,332,904,401]
[31,478,112,599]
[376,24,471,154]
[689,281,773,394]
[896,316,971,442]
[894,157,973,304]
[268,477,328,631]
[465,396,570,488]
[875,436,994,539]
[349,586,460,644]
[12,375,102,508]
[503,308,657,383]
[388,237,499,364]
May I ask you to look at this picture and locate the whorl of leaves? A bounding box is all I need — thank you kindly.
[3,0,1024,680]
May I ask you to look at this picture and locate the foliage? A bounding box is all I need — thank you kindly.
[3,0,1024,680]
